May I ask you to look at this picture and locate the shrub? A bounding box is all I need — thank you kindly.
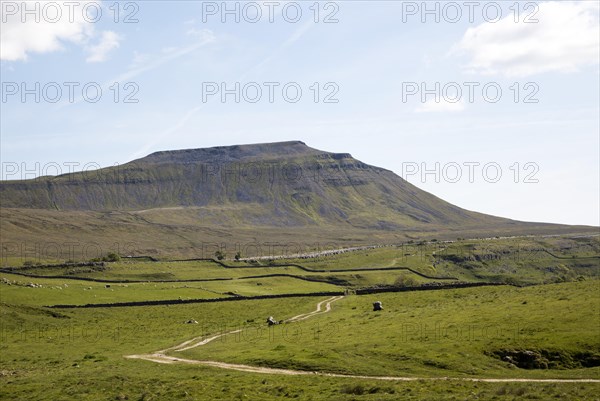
[103,252,121,262]
[394,274,418,287]
[340,384,365,395]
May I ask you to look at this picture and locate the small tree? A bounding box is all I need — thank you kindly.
[234,251,241,261]
[214,250,225,260]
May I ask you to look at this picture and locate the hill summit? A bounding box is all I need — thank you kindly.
[2,141,591,259]
[1,140,505,230]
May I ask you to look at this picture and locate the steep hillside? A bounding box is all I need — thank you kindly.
[0,141,503,228]
[0,141,595,259]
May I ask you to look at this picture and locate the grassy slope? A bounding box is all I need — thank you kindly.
[2,206,595,261]
[286,235,600,285]
[3,235,597,290]
[0,272,343,306]
[0,235,598,400]
[2,142,596,260]
[1,283,598,401]
[179,281,600,380]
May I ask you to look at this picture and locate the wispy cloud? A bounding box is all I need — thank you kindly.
[131,21,315,159]
[57,30,215,108]
[114,30,215,82]
[251,18,315,74]
[130,104,206,159]
[86,31,121,63]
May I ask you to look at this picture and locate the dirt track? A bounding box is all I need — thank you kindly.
[125,296,600,383]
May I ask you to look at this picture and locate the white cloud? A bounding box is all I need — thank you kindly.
[415,99,465,113]
[0,0,97,61]
[1,0,119,63]
[452,1,600,77]
[86,30,121,62]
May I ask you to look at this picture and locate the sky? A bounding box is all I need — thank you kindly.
[1,0,599,226]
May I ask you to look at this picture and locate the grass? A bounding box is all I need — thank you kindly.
[4,235,596,291]
[0,273,343,306]
[0,234,598,400]
[2,202,596,262]
[1,282,598,400]
[0,282,599,400]
[282,235,600,285]
[178,280,600,379]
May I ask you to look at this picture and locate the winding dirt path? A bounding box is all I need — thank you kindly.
[125,296,600,383]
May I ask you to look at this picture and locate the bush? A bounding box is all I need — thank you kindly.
[340,385,395,395]
[340,384,365,395]
[502,276,522,286]
[394,274,418,287]
[214,250,225,260]
[103,252,121,262]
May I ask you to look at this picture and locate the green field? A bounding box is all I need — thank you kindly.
[3,235,598,295]
[179,281,600,379]
[1,235,599,400]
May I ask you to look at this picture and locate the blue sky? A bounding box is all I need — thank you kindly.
[1,1,599,226]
